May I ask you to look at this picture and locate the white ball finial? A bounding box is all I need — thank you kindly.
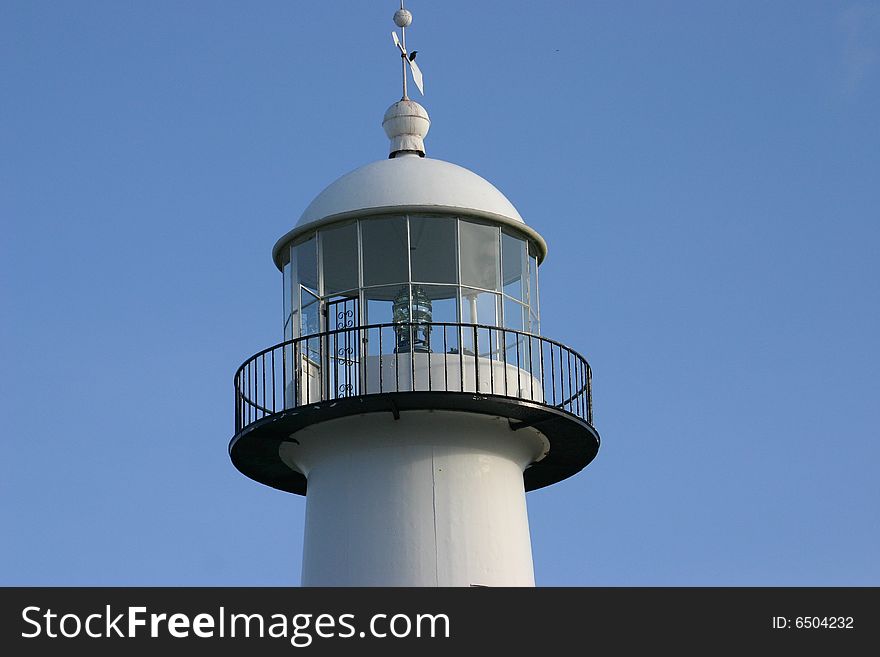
[393,9,412,28]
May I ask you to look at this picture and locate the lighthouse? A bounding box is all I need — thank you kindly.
[229,4,600,587]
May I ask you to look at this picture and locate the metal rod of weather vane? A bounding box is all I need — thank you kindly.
[401,23,408,99]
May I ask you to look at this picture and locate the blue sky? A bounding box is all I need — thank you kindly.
[1,1,878,585]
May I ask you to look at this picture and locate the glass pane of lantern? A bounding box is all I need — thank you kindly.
[528,254,539,310]
[502,298,527,372]
[415,285,458,324]
[282,252,292,340]
[460,288,499,361]
[410,284,458,355]
[364,284,410,325]
[503,297,526,332]
[321,221,359,295]
[364,284,411,357]
[300,287,321,338]
[361,216,408,286]
[289,309,299,341]
[501,230,527,301]
[410,215,457,283]
[293,235,318,294]
[460,287,499,326]
[459,220,499,291]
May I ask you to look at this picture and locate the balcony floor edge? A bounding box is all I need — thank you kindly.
[229,391,600,495]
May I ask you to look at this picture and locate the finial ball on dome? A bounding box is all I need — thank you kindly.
[393,9,412,28]
[383,99,430,158]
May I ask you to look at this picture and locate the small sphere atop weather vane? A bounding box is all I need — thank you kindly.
[393,8,412,28]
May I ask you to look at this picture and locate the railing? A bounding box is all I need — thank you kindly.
[234,322,593,435]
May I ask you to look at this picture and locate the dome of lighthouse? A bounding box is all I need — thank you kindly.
[272,100,547,268]
[300,157,525,227]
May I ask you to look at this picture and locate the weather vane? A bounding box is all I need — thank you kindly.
[392,1,424,98]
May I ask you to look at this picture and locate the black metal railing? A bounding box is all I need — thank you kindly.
[234,322,593,435]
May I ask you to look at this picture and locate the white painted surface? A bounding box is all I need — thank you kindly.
[279,410,546,586]
[285,351,545,410]
[383,100,430,157]
[296,157,524,227]
[362,352,545,402]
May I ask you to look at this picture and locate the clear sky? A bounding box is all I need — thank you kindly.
[2,1,878,586]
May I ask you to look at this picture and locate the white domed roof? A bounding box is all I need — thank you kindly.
[297,156,525,227]
[272,155,548,269]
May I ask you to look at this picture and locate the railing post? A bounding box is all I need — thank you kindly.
[515,331,521,397]
[427,324,433,392]
[395,325,400,392]
[379,326,384,393]
[587,363,593,424]
[410,323,416,392]
[566,350,572,413]
[501,328,509,397]
[538,338,545,404]
[528,336,535,401]
[458,325,464,393]
[488,328,495,395]
[473,324,480,393]
[234,377,240,434]
[443,324,448,391]
[282,342,287,409]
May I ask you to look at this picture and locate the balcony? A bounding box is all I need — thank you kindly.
[229,322,600,494]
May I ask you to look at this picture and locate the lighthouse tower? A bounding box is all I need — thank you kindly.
[229,5,600,587]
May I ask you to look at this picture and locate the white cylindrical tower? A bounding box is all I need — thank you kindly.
[285,412,543,586]
[229,6,599,587]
